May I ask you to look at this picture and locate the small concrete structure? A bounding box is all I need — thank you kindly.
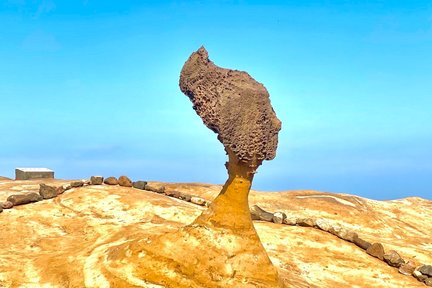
[15,168,54,180]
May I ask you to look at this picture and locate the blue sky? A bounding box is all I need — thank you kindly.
[0,1,431,200]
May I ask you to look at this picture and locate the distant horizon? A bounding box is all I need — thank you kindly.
[1,1,431,200]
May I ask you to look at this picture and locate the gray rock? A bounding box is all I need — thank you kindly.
[366,243,385,260]
[425,278,432,287]
[7,193,42,206]
[399,261,416,276]
[144,184,165,193]
[419,265,432,277]
[353,234,372,250]
[1,201,13,209]
[39,183,59,199]
[90,176,104,185]
[413,270,428,282]
[104,177,118,185]
[250,205,273,222]
[297,218,316,227]
[132,181,147,190]
[272,212,287,224]
[383,250,405,268]
[118,175,133,187]
[70,181,84,188]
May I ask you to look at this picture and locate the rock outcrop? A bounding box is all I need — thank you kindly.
[101,47,284,287]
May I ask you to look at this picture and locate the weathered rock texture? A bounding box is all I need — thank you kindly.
[179,46,281,163]
[101,47,284,287]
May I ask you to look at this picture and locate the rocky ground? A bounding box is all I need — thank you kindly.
[0,177,431,287]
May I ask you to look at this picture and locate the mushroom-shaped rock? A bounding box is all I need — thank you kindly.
[103,47,284,287]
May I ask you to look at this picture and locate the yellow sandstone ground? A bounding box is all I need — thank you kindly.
[0,178,431,287]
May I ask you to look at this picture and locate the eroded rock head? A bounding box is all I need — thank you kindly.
[179,47,281,163]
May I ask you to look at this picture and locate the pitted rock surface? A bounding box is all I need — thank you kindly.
[179,47,281,163]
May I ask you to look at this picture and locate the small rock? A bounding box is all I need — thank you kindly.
[399,261,416,276]
[419,265,432,277]
[250,205,273,222]
[62,184,72,191]
[144,184,165,193]
[104,177,118,185]
[165,189,181,198]
[1,201,13,209]
[56,186,66,195]
[338,229,358,243]
[283,215,297,225]
[70,181,84,188]
[118,176,133,187]
[383,250,405,268]
[7,193,42,206]
[191,196,207,206]
[179,193,192,202]
[39,183,59,199]
[330,226,357,242]
[0,206,2,213]
[297,218,316,227]
[315,218,331,231]
[366,243,385,260]
[132,181,147,190]
[413,270,428,282]
[353,234,372,250]
[425,278,432,287]
[272,212,287,224]
[90,176,104,185]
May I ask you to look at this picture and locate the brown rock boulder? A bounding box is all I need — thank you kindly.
[1,201,13,209]
[132,180,147,190]
[413,270,428,282]
[399,261,416,276]
[383,250,405,268]
[165,189,181,198]
[7,193,42,206]
[179,192,192,202]
[104,177,118,185]
[70,181,84,188]
[250,205,273,222]
[118,176,132,187]
[297,218,316,227]
[144,184,165,193]
[39,183,62,199]
[353,234,372,250]
[366,243,385,260]
[272,212,287,224]
[419,265,432,277]
[425,278,432,287]
[90,176,104,185]
[179,47,281,163]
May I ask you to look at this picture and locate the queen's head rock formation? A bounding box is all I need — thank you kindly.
[97,47,284,287]
[180,46,281,164]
